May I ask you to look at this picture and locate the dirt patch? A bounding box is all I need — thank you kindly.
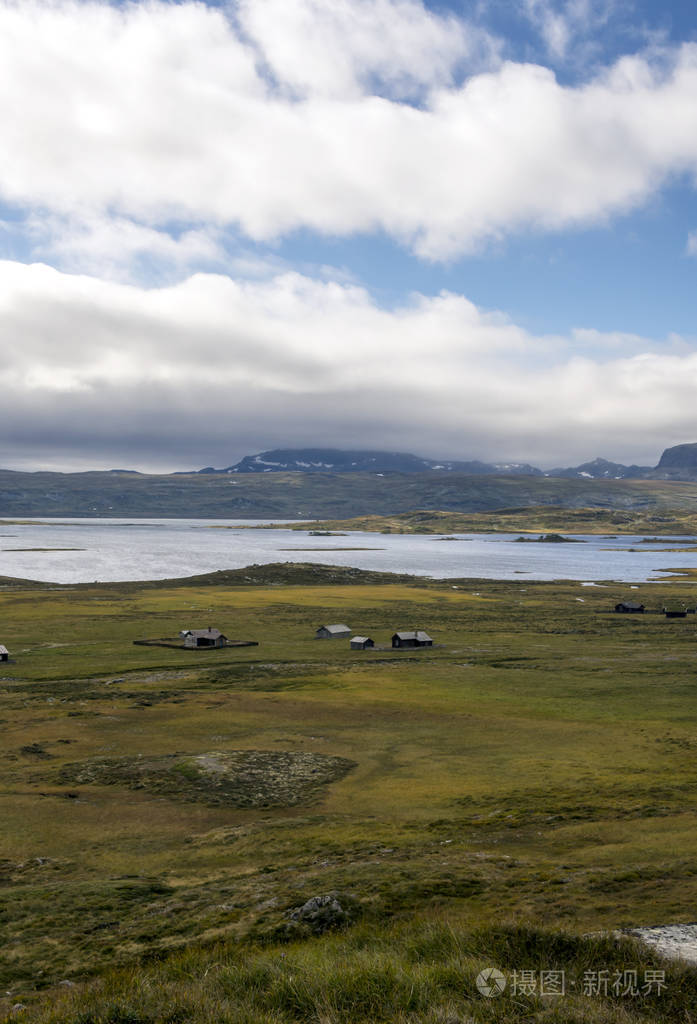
[58,750,356,808]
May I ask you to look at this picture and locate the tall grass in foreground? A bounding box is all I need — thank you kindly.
[7,919,697,1024]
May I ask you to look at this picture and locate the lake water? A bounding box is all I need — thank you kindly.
[0,517,695,584]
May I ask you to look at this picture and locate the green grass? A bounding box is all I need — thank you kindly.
[265,505,697,534]
[7,920,697,1023]
[3,564,697,1020]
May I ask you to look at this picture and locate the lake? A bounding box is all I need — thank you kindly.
[0,517,695,584]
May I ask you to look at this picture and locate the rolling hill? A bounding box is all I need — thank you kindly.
[3,466,697,519]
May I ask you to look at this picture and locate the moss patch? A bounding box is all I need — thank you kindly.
[58,750,356,808]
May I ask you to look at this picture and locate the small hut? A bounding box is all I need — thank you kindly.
[181,628,227,649]
[0,645,8,662]
[316,624,351,639]
[350,636,374,650]
[392,630,433,649]
[615,602,645,614]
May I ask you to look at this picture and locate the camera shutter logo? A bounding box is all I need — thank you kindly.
[476,967,506,997]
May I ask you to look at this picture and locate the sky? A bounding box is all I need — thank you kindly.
[2,0,697,473]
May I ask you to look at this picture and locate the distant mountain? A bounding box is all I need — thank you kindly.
[199,445,697,483]
[543,444,697,481]
[2,444,697,521]
[653,442,697,479]
[205,448,544,476]
[546,457,652,480]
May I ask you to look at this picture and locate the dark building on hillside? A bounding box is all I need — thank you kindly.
[615,602,645,613]
[350,636,374,650]
[0,645,8,662]
[316,624,351,639]
[392,630,433,648]
[181,627,227,648]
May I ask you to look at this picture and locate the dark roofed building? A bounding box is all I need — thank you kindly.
[664,604,688,618]
[392,630,433,648]
[181,627,227,649]
[350,636,374,650]
[316,624,351,639]
[615,602,644,613]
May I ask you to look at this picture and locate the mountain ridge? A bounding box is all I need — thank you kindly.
[2,444,697,519]
[205,448,543,477]
[197,443,697,481]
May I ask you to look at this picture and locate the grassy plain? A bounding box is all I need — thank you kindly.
[261,505,697,535]
[2,563,697,1021]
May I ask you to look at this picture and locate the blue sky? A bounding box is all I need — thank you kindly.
[1,0,697,471]
[273,182,697,338]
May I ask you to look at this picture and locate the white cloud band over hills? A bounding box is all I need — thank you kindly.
[1,260,695,471]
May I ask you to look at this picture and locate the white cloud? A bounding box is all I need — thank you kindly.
[0,1,697,259]
[236,0,498,99]
[525,0,572,60]
[523,0,618,62]
[1,2,696,476]
[24,212,226,281]
[0,259,695,470]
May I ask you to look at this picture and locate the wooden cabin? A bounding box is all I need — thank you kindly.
[392,630,433,649]
[350,636,374,650]
[316,624,351,639]
[664,607,688,618]
[181,628,227,649]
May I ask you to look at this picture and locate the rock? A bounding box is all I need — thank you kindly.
[289,891,351,933]
[58,980,76,988]
[626,923,697,963]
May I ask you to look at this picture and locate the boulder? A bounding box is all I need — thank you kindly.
[289,892,350,933]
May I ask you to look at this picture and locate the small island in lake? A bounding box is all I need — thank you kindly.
[514,533,585,543]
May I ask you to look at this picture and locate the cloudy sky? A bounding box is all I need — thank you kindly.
[2,0,697,472]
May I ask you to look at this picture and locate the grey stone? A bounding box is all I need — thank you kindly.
[289,891,350,933]
[626,923,697,963]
